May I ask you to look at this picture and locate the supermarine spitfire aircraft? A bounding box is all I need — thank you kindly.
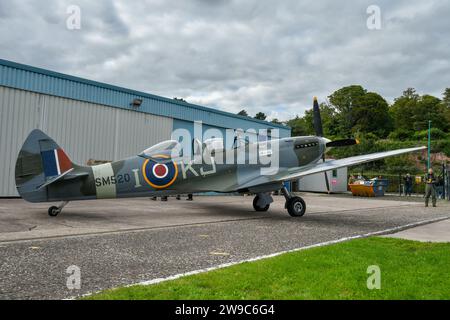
[15,98,425,217]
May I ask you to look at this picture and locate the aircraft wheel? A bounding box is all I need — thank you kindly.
[48,206,60,217]
[286,196,306,217]
[253,196,270,212]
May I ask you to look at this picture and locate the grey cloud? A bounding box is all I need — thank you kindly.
[0,0,449,121]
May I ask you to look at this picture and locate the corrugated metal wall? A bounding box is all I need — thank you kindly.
[0,60,291,137]
[0,86,173,196]
[0,59,291,196]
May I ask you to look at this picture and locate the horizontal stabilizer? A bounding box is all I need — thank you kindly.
[37,168,75,190]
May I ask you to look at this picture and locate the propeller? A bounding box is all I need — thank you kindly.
[326,138,359,148]
[313,96,324,137]
[312,97,331,194]
[312,97,360,194]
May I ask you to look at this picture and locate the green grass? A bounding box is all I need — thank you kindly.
[86,237,450,300]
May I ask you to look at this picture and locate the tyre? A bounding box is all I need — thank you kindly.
[253,195,270,212]
[48,206,60,217]
[286,196,306,217]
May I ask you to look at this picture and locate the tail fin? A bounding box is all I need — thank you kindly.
[15,129,76,202]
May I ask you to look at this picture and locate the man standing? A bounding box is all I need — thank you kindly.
[424,168,437,207]
[404,173,413,196]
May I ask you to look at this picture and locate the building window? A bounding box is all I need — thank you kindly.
[332,169,338,178]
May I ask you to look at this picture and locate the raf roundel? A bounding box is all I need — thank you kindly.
[153,163,168,179]
[142,155,178,189]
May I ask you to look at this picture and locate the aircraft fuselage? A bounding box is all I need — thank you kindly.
[24,136,325,202]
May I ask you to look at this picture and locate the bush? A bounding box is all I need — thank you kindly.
[413,128,447,140]
[434,140,450,157]
[388,129,412,141]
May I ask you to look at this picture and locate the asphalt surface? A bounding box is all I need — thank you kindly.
[0,194,449,300]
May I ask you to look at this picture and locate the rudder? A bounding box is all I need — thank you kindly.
[15,129,75,202]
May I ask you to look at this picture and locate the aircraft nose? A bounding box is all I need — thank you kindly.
[321,137,331,144]
[319,137,331,154]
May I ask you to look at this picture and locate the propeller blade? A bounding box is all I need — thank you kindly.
[326,138,359,148]
[313,97,324,137]
[322,154,331,194]
[312,96,339,194]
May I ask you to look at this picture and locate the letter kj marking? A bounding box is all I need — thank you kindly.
[142,155,178,189]
[200,157,216,176]
[181,161,199,179]
[92,163,117,199]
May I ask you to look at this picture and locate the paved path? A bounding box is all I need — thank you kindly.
[385,219,450,242]
[0,195,448,299]
[0,194,422,242]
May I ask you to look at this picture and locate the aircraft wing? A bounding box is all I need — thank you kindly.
[240,146,426,190]
[279,146,426,181]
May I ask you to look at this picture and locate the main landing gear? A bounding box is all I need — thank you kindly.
[281,187,306,217]
[252,193,273,212]
[252,189,306,217]
[48,201,69,217]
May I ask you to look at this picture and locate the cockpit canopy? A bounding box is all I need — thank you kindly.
[139,135,255,160]
[202,137,250,152]
[139,140,180,158]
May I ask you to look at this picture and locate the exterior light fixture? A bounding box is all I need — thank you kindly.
[131,98,143,107]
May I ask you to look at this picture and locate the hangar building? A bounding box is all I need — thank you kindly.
[0,59,290,197]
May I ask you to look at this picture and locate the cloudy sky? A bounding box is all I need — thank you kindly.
[0,0,449,120]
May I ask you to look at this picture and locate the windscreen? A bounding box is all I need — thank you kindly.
[139,140,180,158]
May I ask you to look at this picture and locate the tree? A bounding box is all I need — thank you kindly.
[443,89,450,127]
[389,88,420,132]
[254,112,267,120]
[390,89,448,134]
[237,109,248,117]
[271,118,282,124]
[387,128,411,141]
[414,95,447,132]
[351,92,392,138]
[443,88,450,108]
[402,88,419,100]
[302,102,339,137]
[413,128,447,140]
[286,116,309,136]
[328,85,392,137]
[328,85,367,136]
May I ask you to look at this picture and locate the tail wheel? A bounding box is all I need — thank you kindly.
[286,196,306,217]
[253,195,270,212]
[48,206,60,217]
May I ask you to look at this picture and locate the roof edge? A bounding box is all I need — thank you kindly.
[0,58,290,130]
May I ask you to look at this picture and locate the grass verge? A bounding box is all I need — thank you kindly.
[85,237,450,300]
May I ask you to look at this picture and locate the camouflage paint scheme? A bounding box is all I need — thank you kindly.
[15,129,425,206]
[15,129,323,203]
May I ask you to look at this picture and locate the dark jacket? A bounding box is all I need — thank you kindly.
[425,173,437,185]
[404,176,413,186]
